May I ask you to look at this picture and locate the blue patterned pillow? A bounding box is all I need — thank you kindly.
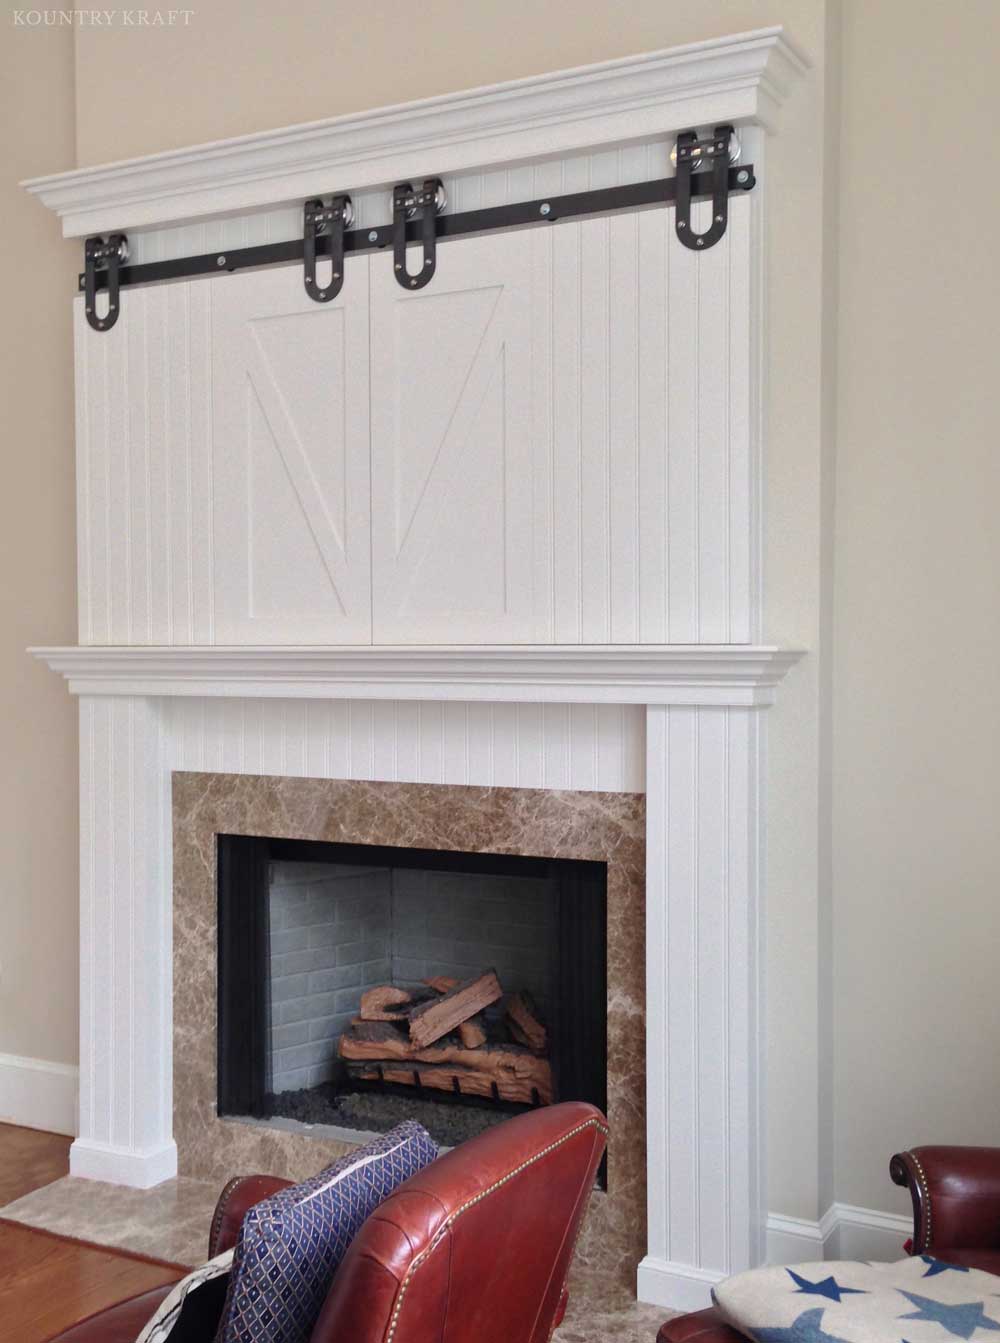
[215,1121,437,1343]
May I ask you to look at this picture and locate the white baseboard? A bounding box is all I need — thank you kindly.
[69,1137,178,1189]
[767,1203,911,1266]
[637,1255,724,1312]
[822,1202,911,1262]
[766,1211,826,1264]
[0,1052,78,1136]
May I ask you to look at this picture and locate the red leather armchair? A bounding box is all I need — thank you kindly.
[49,1101,607,1343]
[889,1145,1000,1273]
[656,1146,1000,1343]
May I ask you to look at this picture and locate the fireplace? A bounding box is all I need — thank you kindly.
[217,834,607,1157]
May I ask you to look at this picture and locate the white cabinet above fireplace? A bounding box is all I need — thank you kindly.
[74,193,755,648]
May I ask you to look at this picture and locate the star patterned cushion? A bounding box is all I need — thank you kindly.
[713,1255,1000,1343]
[214,1121,437,1343]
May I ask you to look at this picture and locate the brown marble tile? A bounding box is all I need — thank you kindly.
[0,1175,217,1268]
[173,772,647,1298]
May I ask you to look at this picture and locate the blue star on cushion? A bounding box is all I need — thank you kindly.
[787,1269,866,1302]
[921,1255,972,1277]
[898,1289,1000,1339]
[754,1307,850,1343]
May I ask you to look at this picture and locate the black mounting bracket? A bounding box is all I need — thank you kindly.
[303,195,353,302]
[83,233,128,331]
[674,125,738,251]
[393,178,445,290]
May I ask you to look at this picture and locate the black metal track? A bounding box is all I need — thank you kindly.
[78,164,754,295]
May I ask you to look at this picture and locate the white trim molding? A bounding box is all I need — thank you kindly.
[764,1205,912,1266]
[822,1202,912,1262]
[23,26,807,237]
[0,1052,78,1137]
[31,645,803,708]
[70,1137,179,1190]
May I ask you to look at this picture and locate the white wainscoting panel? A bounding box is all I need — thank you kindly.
[74,153,757,648]
[370,233,534,643]
[73,696,176,1187]
[640,704,764,1310]
[212,268,372,643]
[75,284,214,647]
[164,697,646,794]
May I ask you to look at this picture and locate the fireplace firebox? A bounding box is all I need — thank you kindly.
[217,834,607,1153]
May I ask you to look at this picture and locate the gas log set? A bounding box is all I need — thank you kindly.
[337,970,553,1107]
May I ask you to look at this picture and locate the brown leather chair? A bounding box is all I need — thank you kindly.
[656,1145,1000,1343]
[49,1101,607,1343]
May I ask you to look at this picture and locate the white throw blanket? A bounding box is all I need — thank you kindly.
[134,1248,233,1343]
[712,1255,1000,1343]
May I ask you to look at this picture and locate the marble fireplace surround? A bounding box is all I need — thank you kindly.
[173,771,646,1294]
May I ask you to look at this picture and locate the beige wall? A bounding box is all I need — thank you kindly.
[832,0,1000,1210]
[0,23,79,1070]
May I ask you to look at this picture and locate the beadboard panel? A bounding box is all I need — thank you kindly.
[122,141,675,266]
[640,703,764,1308]
[163,697,646,793]
[76,140,758,647]
[75,284,214,645]
[75,696,175,1185]
[212,268,372,643]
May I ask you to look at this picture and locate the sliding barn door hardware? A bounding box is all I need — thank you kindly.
[83,233,128,331]
[303,194,353,302]
[77,160,755,326]
[392,178,446,290]
[673,124,740,251]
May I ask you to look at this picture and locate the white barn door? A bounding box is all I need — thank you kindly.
[212,266,372,644]
[369,233,535,644]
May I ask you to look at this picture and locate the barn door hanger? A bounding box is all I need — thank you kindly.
[303,195,354,302]
[83,233,128,331]
[673,125,747,251]
[392,178,447,290]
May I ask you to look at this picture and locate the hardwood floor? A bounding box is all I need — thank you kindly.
[0,1124,183,1341]
[0,1220,182,1342]
[0,1122,72,1204]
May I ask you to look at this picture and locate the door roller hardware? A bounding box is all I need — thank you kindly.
[673,125,742,251]
[79,157,755,330]
[303,195,353,302]
[83,233,128,331]
[392,178,446,291]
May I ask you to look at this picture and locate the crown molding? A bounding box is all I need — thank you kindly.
[23,27,807,238]
[30,644,804,707]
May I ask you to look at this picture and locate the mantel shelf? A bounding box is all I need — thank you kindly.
[30,644,804,707]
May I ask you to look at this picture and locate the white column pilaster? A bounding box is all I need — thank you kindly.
[71,695,176,1187]
[639,704,766,1310]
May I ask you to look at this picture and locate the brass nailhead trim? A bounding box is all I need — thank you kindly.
[907,1150,932,1250]
[209,1175,246,1257]
[385,1118,610,1343]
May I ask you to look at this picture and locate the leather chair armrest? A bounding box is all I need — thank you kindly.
[891,1147,1000,1254]
[208,1174,294,1258]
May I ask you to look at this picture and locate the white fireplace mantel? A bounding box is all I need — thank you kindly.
[32,644,803,707]
[25,23,809,1314]
[23,26,807,237]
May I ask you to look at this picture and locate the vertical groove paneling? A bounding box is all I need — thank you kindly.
[80,140,756,648]
[164,697,644,793]
[75,697,172,1170]
[644,704,763,1290]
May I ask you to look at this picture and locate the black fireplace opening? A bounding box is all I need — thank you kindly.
[217,834,607,1160]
